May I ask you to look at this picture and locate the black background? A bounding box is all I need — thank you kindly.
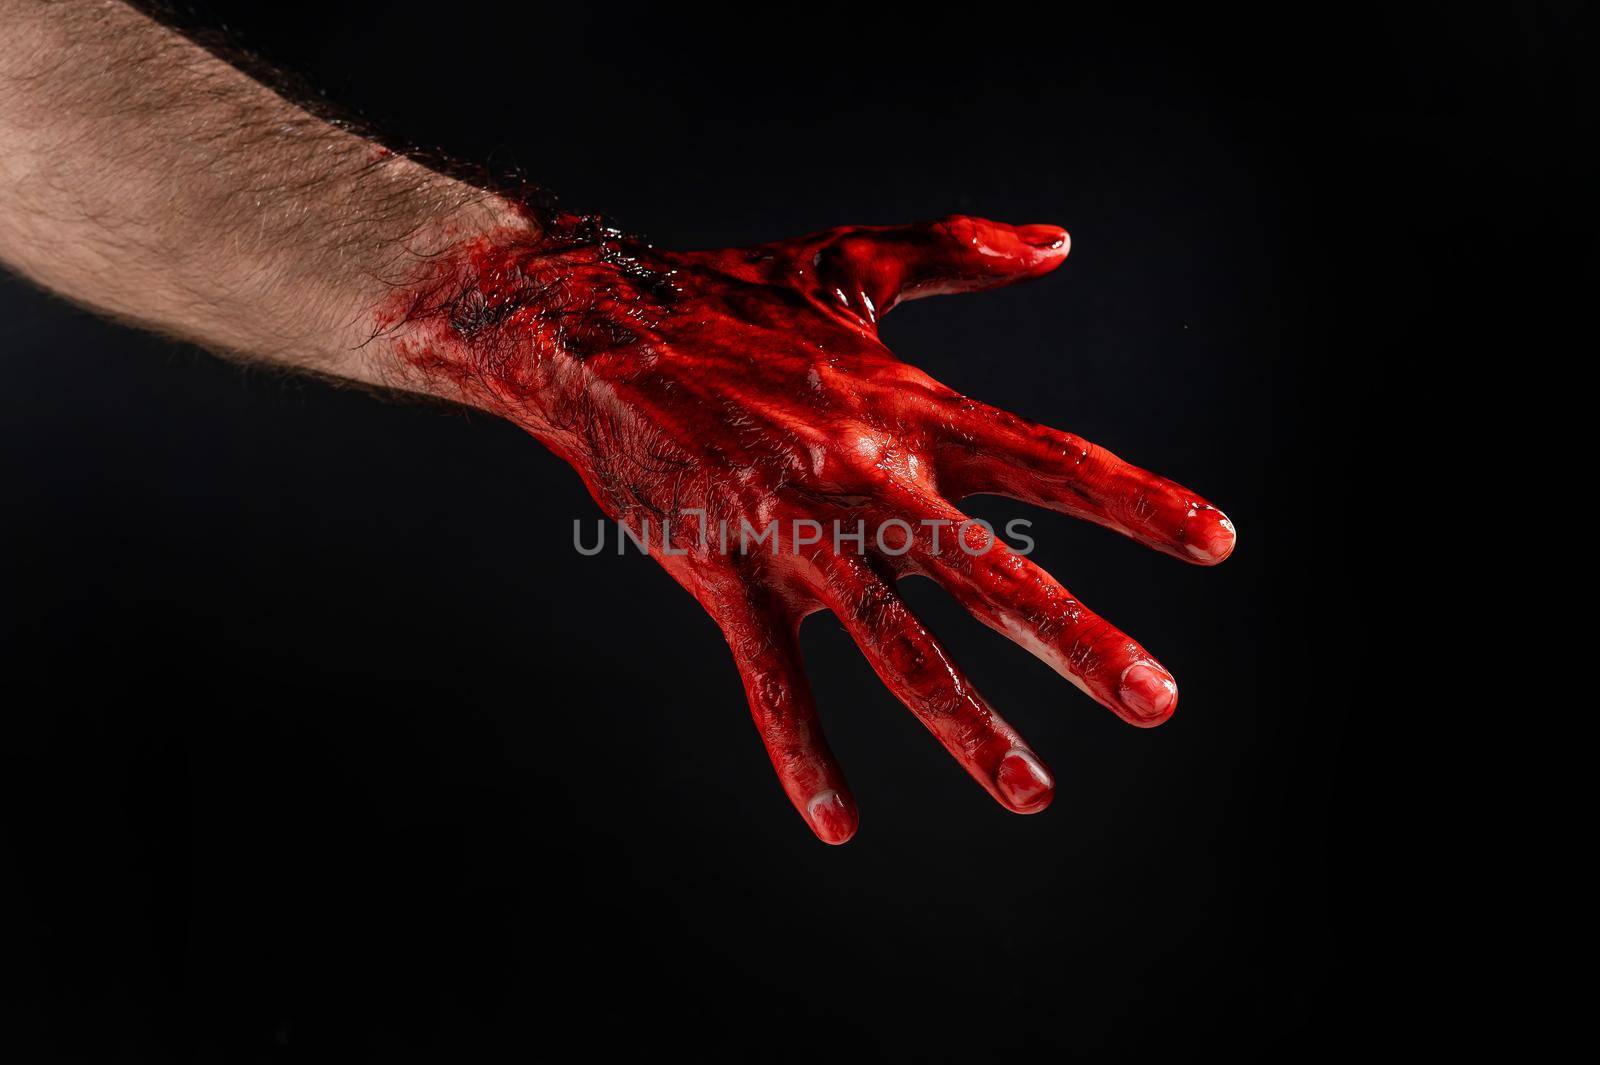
[1,2,1582,1060]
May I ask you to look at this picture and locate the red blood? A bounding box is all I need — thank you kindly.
[376,211,1234,843]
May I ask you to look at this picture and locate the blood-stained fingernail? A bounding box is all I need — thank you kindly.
[1016,224,1069,251]
[996,749,1055,813]
[807,789,857,845]
[1183,505,1237,564]
[1119,662,1178,724]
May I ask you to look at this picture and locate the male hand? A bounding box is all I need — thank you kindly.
[383,213,1237,843]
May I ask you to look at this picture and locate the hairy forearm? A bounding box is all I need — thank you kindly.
[0,0,530,385]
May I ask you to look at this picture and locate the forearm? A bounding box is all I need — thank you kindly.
[0,0,530,386]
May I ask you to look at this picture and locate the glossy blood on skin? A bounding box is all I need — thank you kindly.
[379,210,1234,844]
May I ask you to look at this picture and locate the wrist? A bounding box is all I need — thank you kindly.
[363,204,618,435]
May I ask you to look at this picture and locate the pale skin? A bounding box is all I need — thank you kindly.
[1,0,1236,843]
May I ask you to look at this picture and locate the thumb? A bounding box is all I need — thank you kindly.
[825,215,1069,319]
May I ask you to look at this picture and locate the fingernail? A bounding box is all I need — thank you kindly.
[1119,662,1178,723]
[807,790,857,845]
[996,749,1055,813]
[1183,506,1237,564]
[1017,224,1070,252]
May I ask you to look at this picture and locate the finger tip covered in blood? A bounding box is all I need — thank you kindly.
[1183,508,1237,565]
[807,789,859,845]
[996,748,1056,814]
[1016,223,1070,253]
[1118,662,1179,726]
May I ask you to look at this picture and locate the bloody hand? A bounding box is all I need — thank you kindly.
[382,212,1235,844]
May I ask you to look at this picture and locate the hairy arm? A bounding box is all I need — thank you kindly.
[0,0,527,382]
